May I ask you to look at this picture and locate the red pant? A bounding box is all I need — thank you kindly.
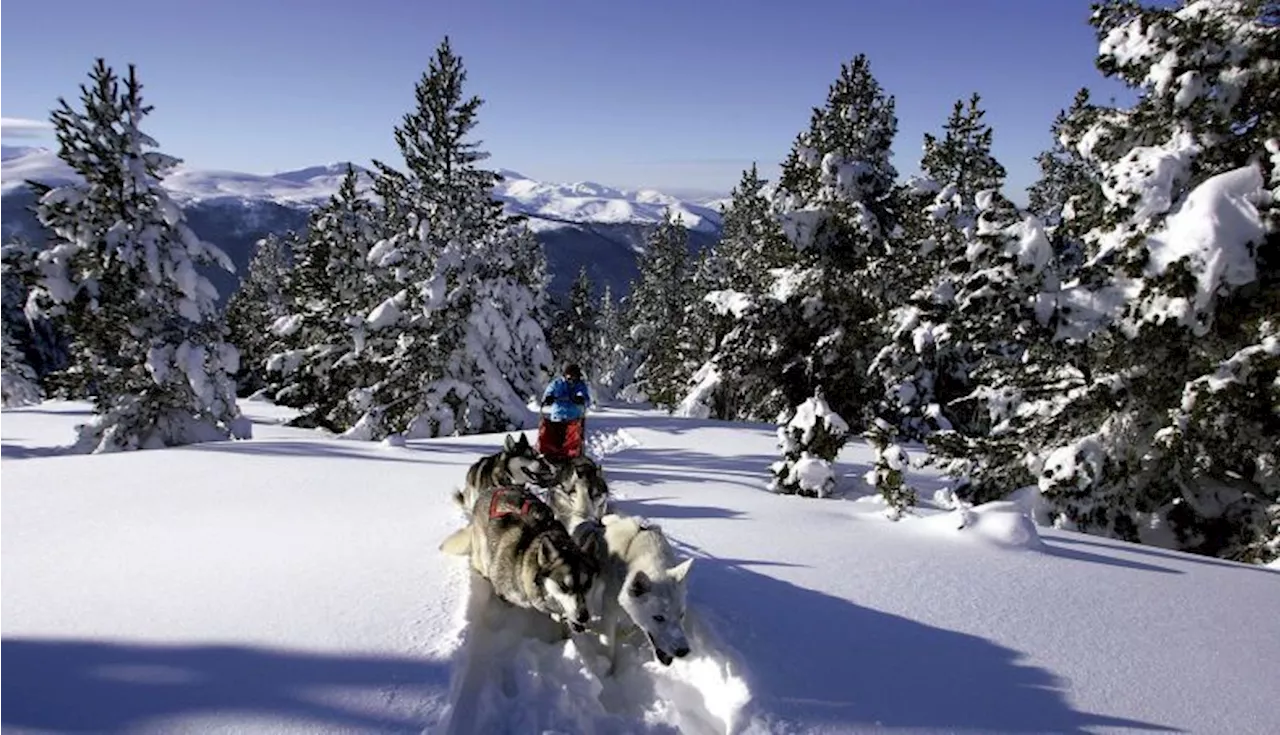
[539,417,584,459]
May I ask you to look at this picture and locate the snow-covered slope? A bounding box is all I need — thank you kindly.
[0,146,722,233]
[4,402,1278,734]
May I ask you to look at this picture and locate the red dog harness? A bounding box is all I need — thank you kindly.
[489,486,535,519]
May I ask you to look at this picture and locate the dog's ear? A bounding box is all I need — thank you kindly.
[504,434,516,451]
[579,530,601,560]
[628,570,651,598]
[517,433,530,448]
[536,537,558,568]
[669,558,693,584]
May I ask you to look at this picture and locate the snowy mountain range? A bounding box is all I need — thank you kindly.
[0,146,724,301]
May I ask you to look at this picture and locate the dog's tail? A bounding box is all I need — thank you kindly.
[452,485,475,512]
[439,527,472,555]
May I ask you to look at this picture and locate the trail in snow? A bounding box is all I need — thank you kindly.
[436,572,752,735]
[586,426,642,461]
[436,425,753,734]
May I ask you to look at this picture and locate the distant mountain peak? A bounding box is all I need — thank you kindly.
[0,148,724,232]
[271,162,368,183]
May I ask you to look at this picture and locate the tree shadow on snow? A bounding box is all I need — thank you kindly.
[1049,534,1280,576]
[685,555,1182,733]
[609,495,748,522]
[181,440,437,465]
[0,442,70,460]
[607,447,782,480]
[1,405,95,418]
[605,467,768,494]
[0,638,447,733]
[1039,541,1182,575]
[587,412,773,437]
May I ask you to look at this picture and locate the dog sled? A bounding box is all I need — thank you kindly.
[537,413,585,462]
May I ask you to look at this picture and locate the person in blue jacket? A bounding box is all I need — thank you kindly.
[542,363,590,420]
[539,363,590,458]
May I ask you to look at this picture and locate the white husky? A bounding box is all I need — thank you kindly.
[570,512,694,672]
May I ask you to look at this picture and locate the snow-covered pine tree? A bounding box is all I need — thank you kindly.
[225,232,293,396]
[264,166,380,431]
[770,390,851,498]
[767,54,902,425]
[348,38,551,439]
[920,95,1007,198]
[464,222,554,430]
[1027,90,1107,235]
[2,327,42,407]
[872,94,1011,439]
[705,163,781,294]
[594,283,625,400]
[952,0,1279,563]
[623,211,692,407]
[0,243,40,409]
[550,266,599,374]
[2,237,64,396]
[670,247,733,412]
[863,418,917,519]
[32,60,249,452]
[674,164,796,420]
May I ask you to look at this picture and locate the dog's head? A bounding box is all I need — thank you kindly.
[556,456,610,517]
[502,433,555,487]
[535,535,598,634]
[619,559,694,666]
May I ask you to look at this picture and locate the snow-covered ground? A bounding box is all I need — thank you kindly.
[3,401,1278,733]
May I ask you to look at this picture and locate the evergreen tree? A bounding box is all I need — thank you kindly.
[947,0,1279,563]
[766,54,902,425]
[2,237,64,393]
[343,38,551,439]
[550,266,599,374]
[770,391,850,498]
[623,212,692,407]
[1027,90,1105,227]
[706,164,780,293]
[594,283,625,400]
[225,232,293,396]
[264,166,381,431]
[674,165,795,420]
[921,94,1007,204]
[873,94,1011,439]
[32,60,248,452]
[863,419,917,519]
[1026,89,1107,272]
[2,328,42,407]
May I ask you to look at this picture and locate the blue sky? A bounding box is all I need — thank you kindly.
[2,0,1128,199]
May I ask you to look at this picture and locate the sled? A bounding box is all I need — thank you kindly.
[538,414,585,462]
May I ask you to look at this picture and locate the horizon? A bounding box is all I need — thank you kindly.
[2,0,1131,201]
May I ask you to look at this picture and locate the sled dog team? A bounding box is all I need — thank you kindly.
[439,432,694,672]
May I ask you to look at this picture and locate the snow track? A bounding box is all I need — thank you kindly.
[436,571,753,734]
[586,426,642,460]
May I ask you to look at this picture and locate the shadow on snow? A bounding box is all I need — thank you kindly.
[1,638,448,733]
[686,553,1182,733]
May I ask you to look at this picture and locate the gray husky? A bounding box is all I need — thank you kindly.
[570,513,694,671]
[547,455,611,525]
[441,485,600,633]
[456,433,556,512]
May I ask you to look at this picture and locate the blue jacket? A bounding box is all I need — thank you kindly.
[542,377,590,422]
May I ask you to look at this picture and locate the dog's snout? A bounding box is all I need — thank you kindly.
[575,607,589,624]
[674,645,690,658]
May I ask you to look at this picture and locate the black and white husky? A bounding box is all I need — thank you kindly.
[441,485,599,633]
[546,455,611,524]
[455,433,556,512]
